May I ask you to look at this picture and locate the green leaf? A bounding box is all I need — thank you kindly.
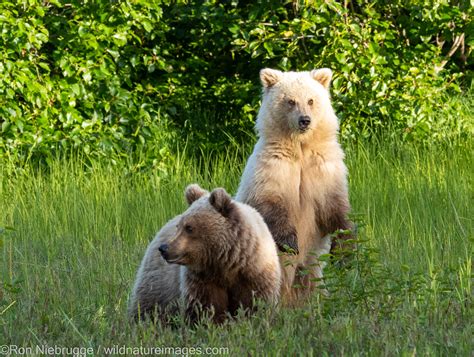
[112,33,127,47]
[2,121,11,133]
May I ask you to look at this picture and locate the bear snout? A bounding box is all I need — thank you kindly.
[158,243,169,259]
[298,115,311,131]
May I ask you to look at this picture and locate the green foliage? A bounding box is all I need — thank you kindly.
[228,0,471,140]
[0,1,472,165]
[0,0,175,167]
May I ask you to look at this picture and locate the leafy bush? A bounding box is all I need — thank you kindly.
[0,0,175,167]
[224,0,472,140]
[0,0,471,165]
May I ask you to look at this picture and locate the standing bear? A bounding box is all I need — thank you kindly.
[236,68,353,304]
[128,184,281,324]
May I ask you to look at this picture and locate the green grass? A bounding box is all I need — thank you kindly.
[1,137,472,356]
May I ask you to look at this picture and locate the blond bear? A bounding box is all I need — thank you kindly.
[236,68,353,304]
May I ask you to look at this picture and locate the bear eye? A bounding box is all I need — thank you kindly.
[184,224,193,234]
[308,99,314,106]
[288,99,296,106]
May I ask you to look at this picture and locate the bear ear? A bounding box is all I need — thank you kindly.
[185,184,208,205]
[209,188,234,217]
[310,68,332,89]
[260,68,283,88]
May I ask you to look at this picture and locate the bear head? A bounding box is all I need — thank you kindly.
[159,184,241,274]
[256,68,338,142]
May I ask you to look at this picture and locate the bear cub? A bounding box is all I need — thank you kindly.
[236,68,354,304]
[128,184,281,324]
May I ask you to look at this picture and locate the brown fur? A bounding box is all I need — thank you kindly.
[252,197,298,253]
[128,185,281,323]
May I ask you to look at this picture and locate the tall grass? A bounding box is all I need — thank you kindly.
[1,136,472,355]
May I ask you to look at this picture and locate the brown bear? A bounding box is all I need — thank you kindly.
[128,184,281,323]
[236,68,354,305]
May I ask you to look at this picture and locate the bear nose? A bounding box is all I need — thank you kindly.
[298,116,311,130]
[158,244,168,255]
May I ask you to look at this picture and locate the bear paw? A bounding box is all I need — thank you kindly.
[275,231,299,255]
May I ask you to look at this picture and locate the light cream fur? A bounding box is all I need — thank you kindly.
[127,215,183,319]
[236,68,349,304]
